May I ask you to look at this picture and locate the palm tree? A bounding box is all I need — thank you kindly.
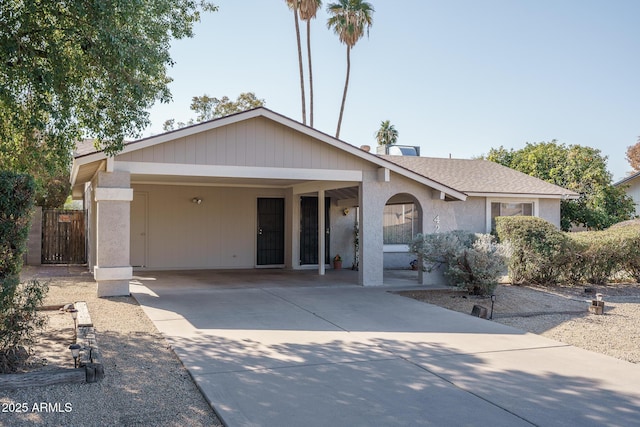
[299,0,322,128]
[375,120,399,146]
[326,0,374,138]
[285,0,307,125]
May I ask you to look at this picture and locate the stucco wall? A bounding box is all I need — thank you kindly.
[539,198,561,228]
[131,184,293,269]
[449,197,486,233]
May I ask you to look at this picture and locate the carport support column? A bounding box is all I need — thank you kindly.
[358,175,384,286]
[93,170,133,297]
[318,189,325,275]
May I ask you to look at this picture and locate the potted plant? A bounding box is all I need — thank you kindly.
[333,254,342,270]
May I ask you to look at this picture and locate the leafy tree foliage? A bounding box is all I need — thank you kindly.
[375,120,399,146]
[626,137,640,172]
[1,0,217,172]
[485,141,636,230]
[163,92,265,131]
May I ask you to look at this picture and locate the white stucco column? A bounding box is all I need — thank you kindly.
[358,174,384,286]
[318,189,326,275]
[93,170,133,297]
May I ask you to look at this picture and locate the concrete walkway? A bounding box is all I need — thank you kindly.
[131,271,640,426]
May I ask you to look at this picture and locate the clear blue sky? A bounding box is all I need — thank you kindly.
[146,0,640,181]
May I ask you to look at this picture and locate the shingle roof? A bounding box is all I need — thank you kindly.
[614,170,640,186]
[380,155,577,197]
[74,139,99,157]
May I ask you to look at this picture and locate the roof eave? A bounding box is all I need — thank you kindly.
[465,192,580,200]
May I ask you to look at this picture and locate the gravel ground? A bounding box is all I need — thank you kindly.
[1,267,222,427]
[397,282,640,364]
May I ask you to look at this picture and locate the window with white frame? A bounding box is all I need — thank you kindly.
[383,203,418,245]
[490,201,534,230]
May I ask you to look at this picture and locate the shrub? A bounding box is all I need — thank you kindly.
[611,225,640,282]
[0,171,48,372]
[569,231,623,284]
[0,280,48,372]
[496,216,640,286]
[411,231,510,295]
[495,216,575,285]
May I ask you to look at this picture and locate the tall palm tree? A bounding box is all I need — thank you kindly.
[285,0,307,125]
[299,0,322,128]
[375,120,399,146]
[326,0,374,138]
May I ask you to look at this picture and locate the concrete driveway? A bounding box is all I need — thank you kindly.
[131,270,640,426]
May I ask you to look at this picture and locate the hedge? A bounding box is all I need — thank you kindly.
[495,216,640,285]
[0,171,48,372]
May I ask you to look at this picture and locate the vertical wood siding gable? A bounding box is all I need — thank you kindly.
[116,117,375,171]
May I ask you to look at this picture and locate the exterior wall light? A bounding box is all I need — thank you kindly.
[192,197,202,204]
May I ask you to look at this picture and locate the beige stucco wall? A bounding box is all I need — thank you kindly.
[449,197,486,233]
[359,170,457,285]
[116,117,373,172]
[539,199,561,228]
[131,184,293,269]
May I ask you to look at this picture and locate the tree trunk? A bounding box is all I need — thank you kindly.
[293,10,306,125]
[307,20,314,128]
[336,46,350,139]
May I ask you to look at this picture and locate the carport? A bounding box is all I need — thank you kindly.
[70,108,465,297]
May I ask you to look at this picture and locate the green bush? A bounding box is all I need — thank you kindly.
[569,231,622,284]
[496,216,640,286]
[0,170,48,372]
[411,231,510,295]
[495,216,575,285]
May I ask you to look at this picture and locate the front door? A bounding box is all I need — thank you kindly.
[257,198,285,266]
[299,197,330,265]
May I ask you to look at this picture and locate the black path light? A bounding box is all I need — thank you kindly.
[69,308,78,339]
[69,344,81,368]
[489,294,496,320]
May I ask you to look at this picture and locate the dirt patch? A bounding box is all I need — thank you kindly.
[18,309,76,373]
[397,283,640,364]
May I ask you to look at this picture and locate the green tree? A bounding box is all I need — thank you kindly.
[299,0,323,127]
[285,0,307,125]
[485,141,636,230]
[163,92,265,131]
[375,120,399,146]
[626,137,640,172]
[327,0,374,138]
[1,0,217,161]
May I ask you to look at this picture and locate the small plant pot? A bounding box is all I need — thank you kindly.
[333,261,342,270]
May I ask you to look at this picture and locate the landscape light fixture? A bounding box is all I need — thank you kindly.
[69,308,78,339]
[69,343,81,368]
[490,294,496,320]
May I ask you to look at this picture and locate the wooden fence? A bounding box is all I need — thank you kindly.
[42,210,86,264]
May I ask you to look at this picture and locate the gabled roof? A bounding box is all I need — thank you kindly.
[71,107,467,200]
[381,155,579,198]
[614,170,640,187]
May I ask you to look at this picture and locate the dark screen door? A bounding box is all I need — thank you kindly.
[300,197,330,265]
[257,198,285,265]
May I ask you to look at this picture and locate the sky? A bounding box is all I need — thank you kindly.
[145,0,640,181]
